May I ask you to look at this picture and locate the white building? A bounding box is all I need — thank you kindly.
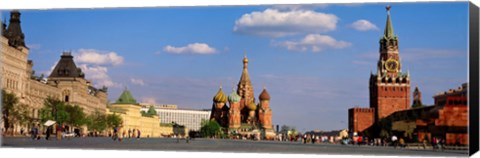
[140,104,211,131]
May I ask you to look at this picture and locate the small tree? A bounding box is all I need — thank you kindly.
[106,114,122,129]
[2,89,19,133]
[1,90,31,134]
[86,111,107,133]
[40,97,70,125]
[65,104,87,127]
[200,119,222,138]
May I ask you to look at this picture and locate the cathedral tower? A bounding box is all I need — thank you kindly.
[210,87,229,127]
[258,88,272,129]
[228,89,241,129]
[237,55,255,122]
[369,6,410,121]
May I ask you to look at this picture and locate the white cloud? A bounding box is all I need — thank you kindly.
[75,49,124,66]
[26,44,42,50]
[271,4,329,11]
[141,97,157,105]
[130,78,145,86]
[274,34,351,52]
[350,19,378,31]
[163,43,217,54]
[78,64,120,88]
[233,9,338,37]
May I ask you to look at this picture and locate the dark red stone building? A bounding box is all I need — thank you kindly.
[347,6,468,145]
[349,6,410,134]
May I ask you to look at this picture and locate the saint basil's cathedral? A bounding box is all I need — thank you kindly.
[210,56,275,139]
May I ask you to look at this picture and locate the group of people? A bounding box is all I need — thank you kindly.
[30,123,68,141]
[111,127,141,141]
[430,137,446,151]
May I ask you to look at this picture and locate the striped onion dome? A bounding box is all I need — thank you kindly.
[228,90,241,103]
[213,87,227,103]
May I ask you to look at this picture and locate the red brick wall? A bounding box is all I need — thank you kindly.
[348,108,374,133]
[375,84,410,119]
[446,133,468,145]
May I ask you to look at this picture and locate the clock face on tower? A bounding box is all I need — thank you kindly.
[385,58,399,71]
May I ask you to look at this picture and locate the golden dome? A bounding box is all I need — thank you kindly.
[243,56,249,63]
[213,87,227,103]
[247,102,257,111]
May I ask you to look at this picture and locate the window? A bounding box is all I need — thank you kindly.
[65,95,69,102]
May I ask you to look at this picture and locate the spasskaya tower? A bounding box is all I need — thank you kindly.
[369,5,411,121]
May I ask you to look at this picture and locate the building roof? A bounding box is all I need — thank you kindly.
[259,88,271,100]
[213,87,227,103]
[228,89,241,103]
[4,10,26,48]
[383,5,396,40]
[239,55,252,84]
[247,102,257,110]
[48,52,85,78]
[115,88,138,104]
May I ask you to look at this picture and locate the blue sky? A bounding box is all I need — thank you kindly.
[1,2,468,132]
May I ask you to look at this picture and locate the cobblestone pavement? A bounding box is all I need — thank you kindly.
[1,137,468,157]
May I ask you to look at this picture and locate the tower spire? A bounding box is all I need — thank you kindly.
[5,10,26,48]
[384,5,395,39]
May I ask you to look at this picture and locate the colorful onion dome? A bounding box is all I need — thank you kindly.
[228,90,241,103]
[213,87,227,103]
[247,102,257,111]
[259,88,270,100]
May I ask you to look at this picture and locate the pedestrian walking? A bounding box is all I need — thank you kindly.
[391,135,398,148]
[303,134,307,144]
[30,124,36,140]
[311,134,315,144]
[128,129,131,138]
[132,129,136,138]
[137,129,141,139]
[112,127,118,141]
[46,126,52,140]
[56,124,63,140]
[432,137,437,151]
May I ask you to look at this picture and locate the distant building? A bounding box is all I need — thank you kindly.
[1,11,107,132]
[108,88,187,137]
[140,104,211,131]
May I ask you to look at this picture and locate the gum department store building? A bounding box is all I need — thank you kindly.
[1,11,108,131]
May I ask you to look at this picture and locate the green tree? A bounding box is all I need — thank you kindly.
[106,114,122,129]
[65,104,87,127]
[2,90,31,134]
[12,103,32,127]
[39,97,70,124]
[200,119,222,138]
[86,110,107,132]
[2,89,19,132]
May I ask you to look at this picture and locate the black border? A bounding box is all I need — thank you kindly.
[469,2,479,156]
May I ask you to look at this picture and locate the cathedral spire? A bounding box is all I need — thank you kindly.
[384,5,395,39]
[240,55,251,83]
